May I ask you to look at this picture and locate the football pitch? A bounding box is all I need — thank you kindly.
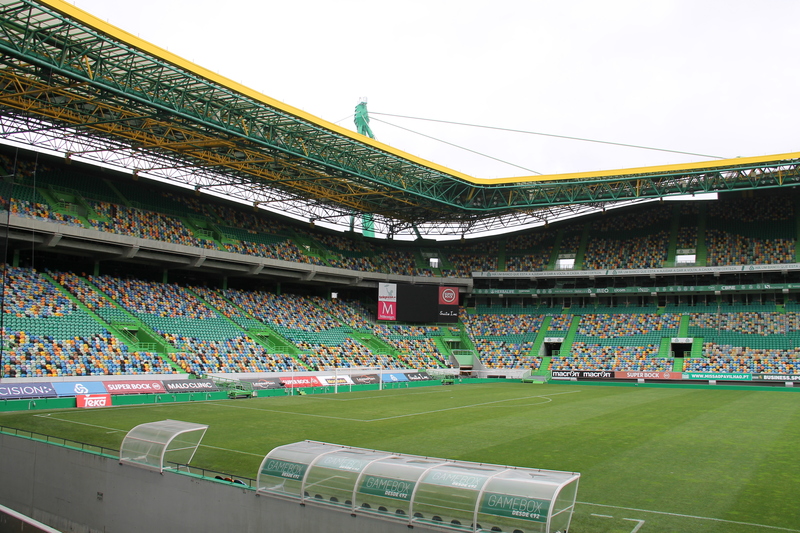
[2,382,799,533]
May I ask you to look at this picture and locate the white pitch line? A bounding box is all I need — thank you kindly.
[305,389,452,401]
[25,397,800,533]
[366,396,555,422]
[34,414,125,433]
[198,444,263,457]
[208,390,580,422]
[589,515,645,533]
[364,390,582,422]
[207,402,366,421]
[623,518,645,533]
[579,502,800,532]
[34,414,262,457]
[27,399,223,415]
[303,473,348,491]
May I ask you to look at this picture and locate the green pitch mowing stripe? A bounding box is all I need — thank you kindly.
[581,502,800,532]
[2,382,799,532]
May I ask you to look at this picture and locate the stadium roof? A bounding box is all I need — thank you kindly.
[2,0,800,238]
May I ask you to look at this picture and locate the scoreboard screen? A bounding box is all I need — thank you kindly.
[378,283,459,323]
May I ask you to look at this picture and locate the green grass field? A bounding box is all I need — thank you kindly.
[2,382,799,532]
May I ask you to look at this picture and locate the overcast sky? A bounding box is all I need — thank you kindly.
[68,0,800,181]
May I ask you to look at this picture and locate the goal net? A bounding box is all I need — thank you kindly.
[332,366,385,392]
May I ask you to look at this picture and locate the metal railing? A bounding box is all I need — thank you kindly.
[164,461,257,488]
[0,425,256,488]
[0,424,118,457]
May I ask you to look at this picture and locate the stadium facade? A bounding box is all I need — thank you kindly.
[2,1,800,532]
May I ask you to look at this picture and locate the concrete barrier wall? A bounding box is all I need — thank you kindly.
[0,434,421,533]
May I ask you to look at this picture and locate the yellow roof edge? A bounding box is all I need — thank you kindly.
[38,0,479,182]
[485,151,800,185]
[33,1,800,188]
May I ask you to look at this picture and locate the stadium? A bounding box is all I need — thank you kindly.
[1,1,800,532]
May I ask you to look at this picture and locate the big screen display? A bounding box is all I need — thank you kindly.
[378,283,459,323]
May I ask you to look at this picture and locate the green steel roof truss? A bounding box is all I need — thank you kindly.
[1,0,800,237]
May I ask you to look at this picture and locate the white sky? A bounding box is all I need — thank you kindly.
[68,0,800,180]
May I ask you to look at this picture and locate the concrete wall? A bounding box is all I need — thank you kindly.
[0,434,428,533]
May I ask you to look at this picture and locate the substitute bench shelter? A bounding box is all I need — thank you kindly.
[119,420,208,473]
[257,440,580,533]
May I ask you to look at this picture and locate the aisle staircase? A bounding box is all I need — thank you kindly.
[43,272,184,373]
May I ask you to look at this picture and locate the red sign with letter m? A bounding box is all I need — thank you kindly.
[378,301,396,321]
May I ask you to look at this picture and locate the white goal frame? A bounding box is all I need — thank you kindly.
[474,368,532,379]
[333,366,384,393]
[426,367,459,379]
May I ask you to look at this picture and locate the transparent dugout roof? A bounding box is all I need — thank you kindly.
[119,419,208,473]
[257,441,580,533]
